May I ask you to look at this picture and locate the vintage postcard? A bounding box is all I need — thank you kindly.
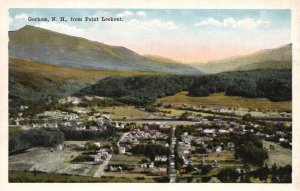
[1,0,300,191]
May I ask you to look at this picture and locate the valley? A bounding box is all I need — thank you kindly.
[8,25,292,183]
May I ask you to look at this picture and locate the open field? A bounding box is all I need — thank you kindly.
[157,91,291,111]
[192,151,236,162]
[8,142,108,177]
[108,154,148,166]
[9,147,85,174]
[159,108,215,117]
[96,106,149,120]
[9,152,160,182]
[263,141,292,167]
[64,140,112,146]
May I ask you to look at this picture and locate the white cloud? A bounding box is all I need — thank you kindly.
[127,19,177,30]
[195,17,269,29]
[194,18,222,27]
[127,19,140,26]
[34,22,83,36]
[136,11,146,17]
[14,13,29,20]
[116,11,134,18]
[9,16,13,25]
[116,10,147,18]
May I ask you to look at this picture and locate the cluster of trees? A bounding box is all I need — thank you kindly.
[179,111,194,120]
[175,125,198,139]
[130,144,170,160]
[144,105,160,112]
[71,154,94,162]
[217,168,241,183]
[217,164,291,183]
[257,122,292,148]
[235,142,268,166]
[78,70,291,106]
[9,128,64,153]
[213,133,268,165]
[228,133,268,165]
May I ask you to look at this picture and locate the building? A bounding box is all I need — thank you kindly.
[118,146,126,154]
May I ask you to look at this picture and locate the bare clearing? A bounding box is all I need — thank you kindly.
[9,143,111,177]
[263,141,292,167]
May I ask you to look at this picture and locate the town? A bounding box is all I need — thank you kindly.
[9,95,292,183]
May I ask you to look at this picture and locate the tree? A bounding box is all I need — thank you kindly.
[242,114,253,122]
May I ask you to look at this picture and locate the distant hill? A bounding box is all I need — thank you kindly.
[9,57,170,104]
[144,55,199,74]
[9,25,200,74]
[193,43,292,74]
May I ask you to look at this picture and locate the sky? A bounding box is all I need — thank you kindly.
[9,9,291,63]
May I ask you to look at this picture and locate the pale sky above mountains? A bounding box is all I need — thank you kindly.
[9,9,291,63]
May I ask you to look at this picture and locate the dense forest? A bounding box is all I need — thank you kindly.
[76,75,194,105]
[130,144,170,161]
[190,69,291,101]
[9,128,64,153]
[77,70,291,105]
[9,126,117,153]
[59,126,116,141]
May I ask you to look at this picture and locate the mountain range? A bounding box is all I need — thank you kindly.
[9,25,199,74]
[9,25,292,75]
[8,25,292,105]
[193,43,292,74]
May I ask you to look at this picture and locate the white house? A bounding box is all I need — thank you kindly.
[215,146,222,152]
[118,146,126,154]
[203,129,215,134]
[93,142,101,148]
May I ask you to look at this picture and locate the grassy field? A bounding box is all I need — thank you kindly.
[192,151,236,162]
[191,150,243,170]
[263,141,292,167]
[105,154,158,182]
[64,140,112,147]
[157,91,291,111]
[9,126,22,135]
[108,154,148,166]
[9,171,151,183]
[96,106,149,120]
[159,108,215,117]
